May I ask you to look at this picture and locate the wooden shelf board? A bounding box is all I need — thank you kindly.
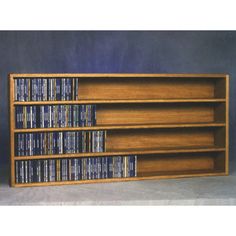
[14,146,225,160]
[14,122,226,133]
[13,98,226,105]
[12,170,227,187]
[10,73,228,78]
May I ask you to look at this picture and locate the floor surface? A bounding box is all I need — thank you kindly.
[1,165,236,205]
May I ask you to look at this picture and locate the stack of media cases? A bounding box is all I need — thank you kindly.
[14,78,79,101]
[13,77,139,186]
[15,131,106,156]
[15,156,137,183]
[15,105,96,128]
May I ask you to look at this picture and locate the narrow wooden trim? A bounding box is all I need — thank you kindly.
[14,147,226,161]
[9,73,228,78]
[13,171,227,188]
[14,122,226,133]
[225,75,229,174]
[13,98,226,105]
[9,74,15,186]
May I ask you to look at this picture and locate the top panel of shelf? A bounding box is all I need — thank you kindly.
[9,73,229,79]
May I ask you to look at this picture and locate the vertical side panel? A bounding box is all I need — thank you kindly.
[225,75,229,174]
[9,74,16,186]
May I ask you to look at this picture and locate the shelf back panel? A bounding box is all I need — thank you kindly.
[79,78,218,100]
[97,103,215,125]
[138,153,216,175]
[106,128,215,151]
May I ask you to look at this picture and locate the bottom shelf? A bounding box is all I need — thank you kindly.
[13,170,227,187]
[12,151,227,187]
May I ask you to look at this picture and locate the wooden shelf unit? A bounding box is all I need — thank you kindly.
[9,73,229,187]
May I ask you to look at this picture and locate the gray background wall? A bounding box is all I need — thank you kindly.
[0,31,235,172]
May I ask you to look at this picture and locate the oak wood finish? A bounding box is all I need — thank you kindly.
[9,73,229,187]
[14,122,226,133]
[14,147,225,161]
[96,103,216,125]
[9,74,15,187]
[138,155,215,174]
[78,78,216,100]
[14,171,226,188]
[106,128,215,151]
[13,98,226,105]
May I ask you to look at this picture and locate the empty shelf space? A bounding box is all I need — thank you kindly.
[137,152,226,175]
[96,102,226,125]
[106,127,226,152]
[78,77,227,100]
[138,170,226,178]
